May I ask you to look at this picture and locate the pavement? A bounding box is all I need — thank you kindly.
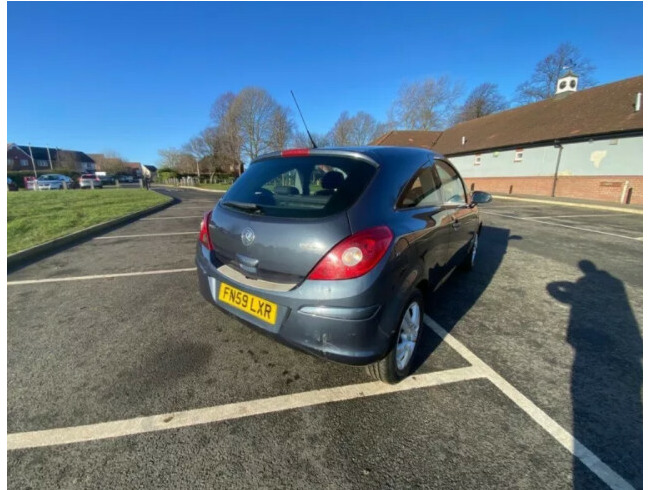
[7,186,643,489]
[491,193,643,214]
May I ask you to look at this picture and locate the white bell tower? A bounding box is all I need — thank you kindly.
[556,70,579,95]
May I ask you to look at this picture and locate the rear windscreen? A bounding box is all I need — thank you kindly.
[221,156,376,218]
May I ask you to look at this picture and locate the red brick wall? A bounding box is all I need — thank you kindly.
[465,175,643,205]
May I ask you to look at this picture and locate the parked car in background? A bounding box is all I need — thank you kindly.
[196,147,492,384]
[36,174,75,190]
[7,177,18,191]
[24,176,37,190]
[100,174,116,185]
[79,174,103,189]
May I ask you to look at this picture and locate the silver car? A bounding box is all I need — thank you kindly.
[36,174,74,190]
[78,174,103,189]
[196,147,491,383]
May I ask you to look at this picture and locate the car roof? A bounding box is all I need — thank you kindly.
[256,146,446,172]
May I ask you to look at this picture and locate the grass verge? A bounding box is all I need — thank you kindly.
[7,189,170,254]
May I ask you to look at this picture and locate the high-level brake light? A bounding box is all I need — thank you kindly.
[281,148,311,157]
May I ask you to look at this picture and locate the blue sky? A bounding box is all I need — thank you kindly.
[8,2,642,166]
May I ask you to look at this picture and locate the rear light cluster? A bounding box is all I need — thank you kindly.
[307,226,393,280]
[199,211,214,250]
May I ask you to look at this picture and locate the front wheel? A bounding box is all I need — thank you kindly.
[366,290,423,384]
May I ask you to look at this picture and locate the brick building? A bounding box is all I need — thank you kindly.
[7,144,96,173]
[372,74,643,205]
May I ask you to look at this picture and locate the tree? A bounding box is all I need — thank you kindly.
[267,106,294,152]
[199,126,239,179]
[291,131,332,148]
[389,76,463,130]
[182,136,210,177]
[516,42,596,103]
[454,83,508,124]
[157,148,196,175]
[209,92,242,173]
[93,150,129,174]
[328,111,388,146]
[329,112,356,146]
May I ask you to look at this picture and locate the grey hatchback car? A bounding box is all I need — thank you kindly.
[196,147,491,383]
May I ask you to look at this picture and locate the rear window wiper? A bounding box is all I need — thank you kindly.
[221,200,264,214]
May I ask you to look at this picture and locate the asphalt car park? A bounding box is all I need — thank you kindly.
[7,187,642,489]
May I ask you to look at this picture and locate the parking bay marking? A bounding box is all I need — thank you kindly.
[7,366,484,450]
[7,268,197,286]
[6,314,634,490]
[424,316,634,490]
[482,211,642,241]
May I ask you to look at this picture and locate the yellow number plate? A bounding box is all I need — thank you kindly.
[218,283,278,325]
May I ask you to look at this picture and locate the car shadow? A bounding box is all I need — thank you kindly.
[411,225,521,371]
[547,261,642,489]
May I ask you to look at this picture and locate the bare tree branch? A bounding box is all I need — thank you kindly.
[454,83,509,124]
[389,77,463,130]
[329,111,389,146]
[516,42,596,104]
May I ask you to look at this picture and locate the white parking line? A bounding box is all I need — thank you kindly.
[142,216,203,220]
[523,213,628,219]
[5,310,633,489]
[424,316,634,490]
[7,366,483,450]
[95,232,197,240]
[7,268,197,286]
[482,211,642,241]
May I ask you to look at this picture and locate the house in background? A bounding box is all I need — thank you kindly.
[7,144,34,170]
[371,74,643,205]
[7,144,96,173]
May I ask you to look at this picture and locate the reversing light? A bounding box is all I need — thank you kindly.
[198,211,214,250]
[281,148,311,157]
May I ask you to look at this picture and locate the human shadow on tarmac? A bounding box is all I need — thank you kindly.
[412,225,520,370]
[547,261,642,489]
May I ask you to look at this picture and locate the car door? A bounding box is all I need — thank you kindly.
[395,164,456,290]
[433,159,478,268]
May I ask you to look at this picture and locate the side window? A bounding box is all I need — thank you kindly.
[434,160,467,205]
[397,167,444,208]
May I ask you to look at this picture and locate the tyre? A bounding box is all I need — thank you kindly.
[366,290,423,384]
[460,233,479,271]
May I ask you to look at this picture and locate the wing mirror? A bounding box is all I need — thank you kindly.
[470,190,492,206]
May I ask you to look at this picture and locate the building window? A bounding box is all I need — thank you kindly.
[474,154,481,166]
[20,159,28,167]
[37,160,48,167]
[514,149,524,162]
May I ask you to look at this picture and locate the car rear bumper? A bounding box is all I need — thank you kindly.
[196,246,402,366]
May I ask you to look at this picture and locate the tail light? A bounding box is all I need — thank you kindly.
[307,226,393,280]
[199,211,214,250]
